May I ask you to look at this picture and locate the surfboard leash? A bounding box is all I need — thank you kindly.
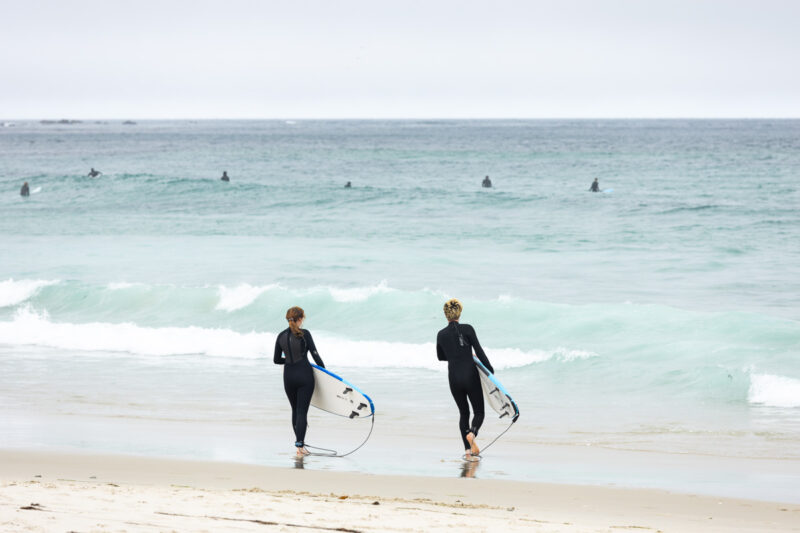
[474,417,516,458]
[303,413,375,458]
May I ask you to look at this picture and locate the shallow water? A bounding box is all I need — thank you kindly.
[1,120,799,501]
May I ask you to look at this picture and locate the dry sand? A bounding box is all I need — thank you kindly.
[1,450,798,532]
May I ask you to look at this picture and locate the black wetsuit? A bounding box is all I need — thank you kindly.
[273,328,325,447]
[20,184,29,197]
[436,321,494,450]
[590,180,599,192]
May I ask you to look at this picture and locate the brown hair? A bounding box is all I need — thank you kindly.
[443,298,462,321]
[286,306,305,337]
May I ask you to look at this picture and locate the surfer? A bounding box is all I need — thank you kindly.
[344,181,352,188]
[20,182,30,197]
[220,171,230,182]
[88,168,101,178]
[436,298,494,460]
[589,178,600,192]
[482,175,492,188]
[274,306,325,457]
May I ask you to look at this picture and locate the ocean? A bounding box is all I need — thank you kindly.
[2,119,799,502]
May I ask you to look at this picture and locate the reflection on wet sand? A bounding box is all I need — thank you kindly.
[460,458,479,478]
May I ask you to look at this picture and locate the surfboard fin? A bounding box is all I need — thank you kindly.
[343,387,353,394]
[349,411,360,419]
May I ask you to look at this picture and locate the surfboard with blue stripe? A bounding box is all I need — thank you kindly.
[310,364,375,419]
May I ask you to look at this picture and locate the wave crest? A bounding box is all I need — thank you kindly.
[327,280,394,302]
[216,283,278,312]
[749,373,800,408]
[0,307,552,370]
[0,279,59,308]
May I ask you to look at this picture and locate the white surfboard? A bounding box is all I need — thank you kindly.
[310,365,374,419]
[473,356,519,422]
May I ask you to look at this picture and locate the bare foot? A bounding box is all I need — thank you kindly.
[466,432,480,456]
[296,447,310,457]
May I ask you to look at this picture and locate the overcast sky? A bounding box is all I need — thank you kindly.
[2,0,799,119]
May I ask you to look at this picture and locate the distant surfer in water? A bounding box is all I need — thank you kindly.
[589,178,600,192]
[274,306,325,457]
[88,168,101,178]
[437,298,494,460]
[20,182,30,197]
[344,181,352,188]
[220,171,230,182]
[482,175,492,188]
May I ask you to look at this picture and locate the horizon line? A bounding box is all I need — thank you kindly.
[5,116,800,121]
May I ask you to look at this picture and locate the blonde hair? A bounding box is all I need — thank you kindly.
[443,298,462,321]
[286,306,305,337]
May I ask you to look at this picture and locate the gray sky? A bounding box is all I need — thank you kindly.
[2,0,799,118]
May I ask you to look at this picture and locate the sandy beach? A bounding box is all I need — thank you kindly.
[1,450,797,532]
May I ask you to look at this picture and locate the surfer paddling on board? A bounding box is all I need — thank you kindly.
[437,298,495,461]
[274,306,325,457]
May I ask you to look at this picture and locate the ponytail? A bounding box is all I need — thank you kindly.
[286,306,305,337]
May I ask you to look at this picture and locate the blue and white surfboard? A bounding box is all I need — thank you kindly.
[310,364,375,419]
[473,356,520,422]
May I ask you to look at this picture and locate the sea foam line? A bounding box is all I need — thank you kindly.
[0,308,566,370]
[213,280,397,312]
[749,373,800,408]
[325,280,395,303]
[0,279,59,308]
[216,283,280,312]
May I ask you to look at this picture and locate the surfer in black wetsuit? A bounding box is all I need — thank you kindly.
[88,168,101,178]
[20,182,30,197]
[482,175,492,188]
[589,178,599,192]
[436,298,494,460]
[274,306,325,457]
[221,171,230,182]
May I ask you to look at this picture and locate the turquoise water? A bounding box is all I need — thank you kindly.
[1,120,799,500]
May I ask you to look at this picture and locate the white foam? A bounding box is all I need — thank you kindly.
[216,283,277,312]
[0,308,554,370]
[327,280,394,303]
[552,347,598,361]
[107,282,145,290]
[1,307,269,358]
[320,337,554,370]
[749,373,800,408]
[0,279,59,308]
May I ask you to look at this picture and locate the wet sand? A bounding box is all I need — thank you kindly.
[1,449,798,532]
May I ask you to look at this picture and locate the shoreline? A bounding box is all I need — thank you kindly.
[1,449,798,532]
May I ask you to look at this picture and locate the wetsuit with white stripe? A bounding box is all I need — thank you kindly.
[274,328,325,447]
[436,321,494,451]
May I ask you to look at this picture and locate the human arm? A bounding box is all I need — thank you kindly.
[304,331,325,368]
[273,333,285,364]
[467,325,494,374]
[436,335,447,361]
